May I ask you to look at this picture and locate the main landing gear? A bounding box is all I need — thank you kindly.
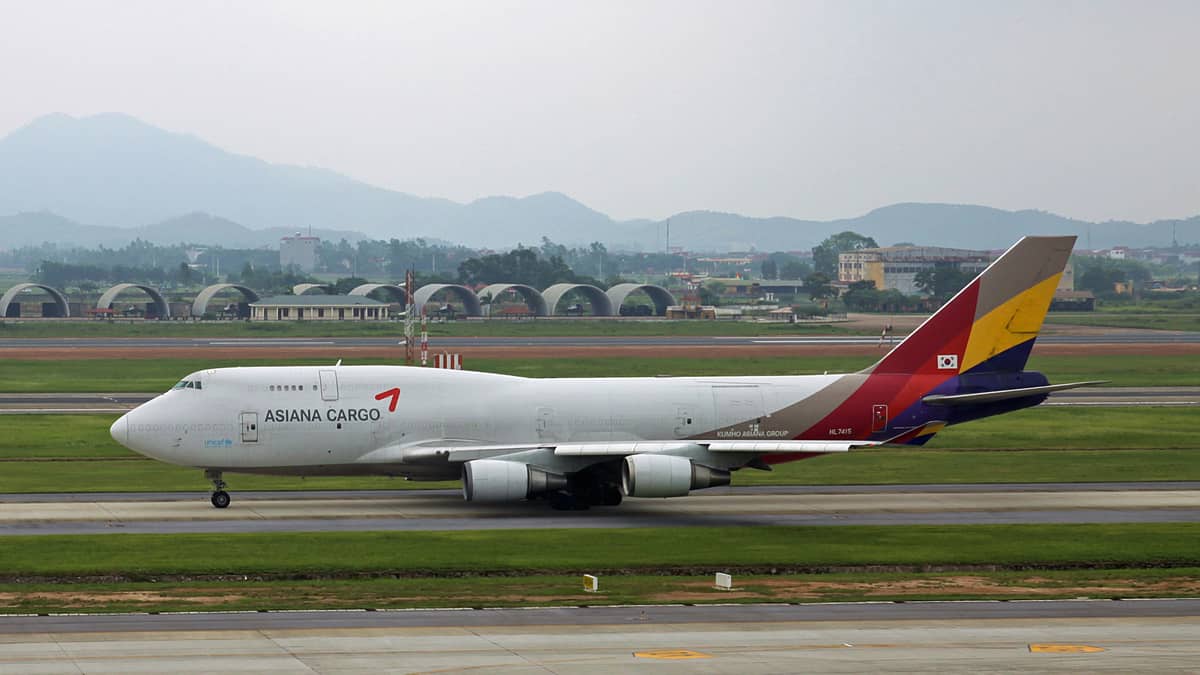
[205,469,231,509]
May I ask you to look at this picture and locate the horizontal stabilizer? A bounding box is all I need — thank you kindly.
[922,380,1108,406]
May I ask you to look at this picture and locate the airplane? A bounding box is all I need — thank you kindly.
[110,236,1100,510]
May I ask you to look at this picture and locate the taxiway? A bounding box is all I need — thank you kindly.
[1,484,1196,535]
[1,600,1197,672]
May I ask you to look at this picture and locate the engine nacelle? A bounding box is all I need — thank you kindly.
[621,454,731,498]
[462,459,568,502]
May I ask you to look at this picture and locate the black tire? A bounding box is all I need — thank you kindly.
[600,485,623,507]
[211,490,231,509]
[548,491,576,511]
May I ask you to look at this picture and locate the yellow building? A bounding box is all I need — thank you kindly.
[838,246,993,294]
[249,295,389,321]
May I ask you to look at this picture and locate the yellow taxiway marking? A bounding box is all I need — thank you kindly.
[634,649,713,660]
[1029,644,1106,653]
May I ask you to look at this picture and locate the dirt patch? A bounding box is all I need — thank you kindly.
[649,575,1200,602]
[0,590,243,607]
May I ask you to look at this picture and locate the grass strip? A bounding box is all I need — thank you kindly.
[3,352,1199,392]
[3,567,1197,615]
[3,524,1197,579]
[0,319,865,338]
[1048,313,1200,332]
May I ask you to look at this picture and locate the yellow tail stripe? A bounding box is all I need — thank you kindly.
[962,272,1062,372]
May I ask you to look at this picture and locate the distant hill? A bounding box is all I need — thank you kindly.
[0,211,366,249]
[0,113,603,246]
[1,113,1196,251]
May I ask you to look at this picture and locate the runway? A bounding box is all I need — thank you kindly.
[1,600,1197,672]
[2,484,1196,535]
[0,331,1198,349]
[3,387,1199,413]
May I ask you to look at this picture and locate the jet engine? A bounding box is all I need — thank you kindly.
[462,459,568,502]
[621,454,731,498]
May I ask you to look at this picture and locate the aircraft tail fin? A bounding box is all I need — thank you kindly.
[867,236,1075,377]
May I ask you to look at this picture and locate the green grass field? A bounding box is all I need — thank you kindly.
[3,524,1196,578]
[1048,312,1200,332]
[0,407,1195,493]
[2,351,1198,392]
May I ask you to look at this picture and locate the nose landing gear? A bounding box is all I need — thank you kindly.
[205,469,231,508]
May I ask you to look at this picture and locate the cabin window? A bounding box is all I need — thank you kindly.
[269,385,275,391]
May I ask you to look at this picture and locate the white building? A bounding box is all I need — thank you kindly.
[280,233,320,272]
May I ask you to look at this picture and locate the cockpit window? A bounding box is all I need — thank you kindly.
[171,379,202,391]
[172,380,188,390]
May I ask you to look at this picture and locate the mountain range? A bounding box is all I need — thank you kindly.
[1,113,1197,252]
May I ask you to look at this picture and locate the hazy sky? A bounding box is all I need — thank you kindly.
[1,0,1197,223]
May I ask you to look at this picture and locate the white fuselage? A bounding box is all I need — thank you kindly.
[112,365,839,478]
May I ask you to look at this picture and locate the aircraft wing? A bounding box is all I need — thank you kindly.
[356,438,881,466]
[553,440,877,455]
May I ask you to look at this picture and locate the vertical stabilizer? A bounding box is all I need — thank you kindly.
[869,236,1075,376]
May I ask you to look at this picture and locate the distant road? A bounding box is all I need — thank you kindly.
[4,387,1197,413]
[2,332,1200,349]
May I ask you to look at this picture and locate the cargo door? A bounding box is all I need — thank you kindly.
[536,406,562,442]
[711,385,766,430]
[319,370,339,401]
[240,412,259,443]
[673,406,694,437]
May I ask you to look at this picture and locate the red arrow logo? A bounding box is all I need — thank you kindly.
[374,387,401,412]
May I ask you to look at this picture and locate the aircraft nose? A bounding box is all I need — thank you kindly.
[110,414,129,446]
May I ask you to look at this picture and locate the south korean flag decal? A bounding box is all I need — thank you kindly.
[937,354,959,370]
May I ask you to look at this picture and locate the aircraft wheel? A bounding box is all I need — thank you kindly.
[600,485,623,506]
[211,490,231,509]
[548,492,578,511]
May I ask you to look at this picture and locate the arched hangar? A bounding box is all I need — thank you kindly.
[292,283,331,296]
[476,283,548,317]
[542,283,613,316]
[0,283,70,318]
[349,283,408,306]
[97,283,171,319]
[191,284,260,318]
[412,284,482,317]
[605,283,676,317]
